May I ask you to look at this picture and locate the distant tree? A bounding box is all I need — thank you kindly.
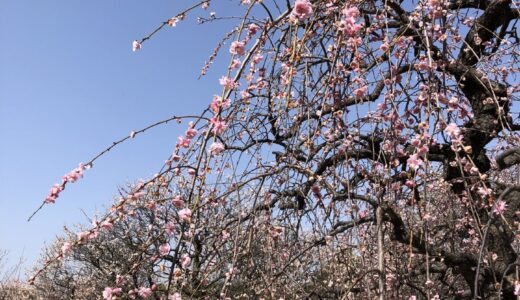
[31,0,520,299]
[0,250,34,299]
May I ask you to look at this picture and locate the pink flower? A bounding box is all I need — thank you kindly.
[102,287,122,300]
[338,20,363,37]
[178,208,192,223]
[177,136,191,148]
[180,254,191,269]
[337,6,363,37]
[514,282,520,295]
[77,231,90,242]
[407,154,422,170]
[172,196,184,208]
[219,76,238,90]
[405,180,416,189]
[65,166,84,183]
[165,222,176,235]
[210,117,227,136]
[169,293,182,300]
[210,95,231,113]
[185,127,198,139]
[132,40,141,52]
[354,86,367,98]
[44,194,57,204]
[115,275,125,286]
[221,230,230,240]
[45,183,63,204]
[477,186,492,197]
[100,220,113,230]
[58,163,86,186]
[168,17,179,27]
[230,59,241,69]
[248,23,260,36]
[444,122,461,138]
[61,242,72,256]
[138,287,153,298]
[492,200,507,216]
[380,41,390,52]
[208,142,225,155]
[159,243,170,256]
[270,226,283,238]
[343,6,360,19]
[411,138,421,148]
[230,41,246,56]
[291,0,313,21]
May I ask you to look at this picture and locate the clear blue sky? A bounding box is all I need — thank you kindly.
[0,0,245,276]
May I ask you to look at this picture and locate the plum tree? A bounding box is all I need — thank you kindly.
[31,0,520,299]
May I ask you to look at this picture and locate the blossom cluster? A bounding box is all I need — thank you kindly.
[44,163,87,204]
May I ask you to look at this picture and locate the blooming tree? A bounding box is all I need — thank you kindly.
[29,0,520,298]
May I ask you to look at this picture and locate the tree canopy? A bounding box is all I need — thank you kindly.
[28,0,520,299]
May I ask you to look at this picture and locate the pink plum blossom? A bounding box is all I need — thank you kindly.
[132,40,141,52]
[337,6,363,37]
[65,164,85,183]
[77,231,90,242]
[477,186,492,197]
[291,0,313,21]
[100,220,113,230]
[102,287,122,300]
[61,242,72,256]
[165,221,176,235]
[45,184,63,204]
[354,86,367,98]
[185,125,198,139]
[343,6,360,19]
[210,95,231,113]
[492,200,507,216]
[178,208,192,223]
[222,230,230,240]
[219,76,238,90]
[180,254,191,269]
[159,243,170,256]
[252,54,264,64]
[248,23,260,36]
[230,59,241,69]
[407,154,422,170]
[230,41,246,56]
[138,287,153,298]
[380,41,390,52]
[210,117,227,136]
[172,196,184,208]
[45,164,87,204]
[115,275,125,286]
[169,292,182,300]
[405,180,416,189]
[209,142,225,155]
[444,122,461,138]
[177,136,191,148]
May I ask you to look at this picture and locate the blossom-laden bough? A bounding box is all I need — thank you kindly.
[29,0,520,298]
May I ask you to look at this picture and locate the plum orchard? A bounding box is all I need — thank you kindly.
[30,0,520,299]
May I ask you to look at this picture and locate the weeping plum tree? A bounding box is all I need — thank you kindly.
[29,0,520,298]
